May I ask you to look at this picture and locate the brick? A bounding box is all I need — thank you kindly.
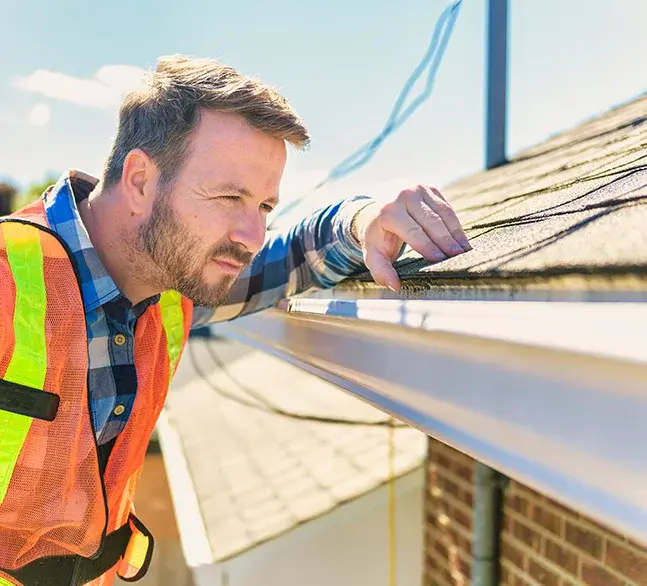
[581,560,625,586]
[504,565,534,586]
[434,539,448,558]
[451,460,474,483]
[426,511,438,529]
[528,559,560,586]
[458,487,473,508]
[426,558,445,584]
[507,493,530,516]
[546,499,580,524]
[427,467,438,490]
[564,521,603,559]
[442,564,453,584]
[605,539,647,583]
[429,548,449,569]
[448,526,471,554]
[427,550,453,586]
[522,485,547,505]
[502,536,526,571]
[437,453,451,469]
[512,576,534,586]
[458,555,471,579]
[443,476,460,498]
[452,505,472,532]
[532,504,563,537]
[543,537,578,575]
[457,532,472,555]
[511,519,542,552]
[426,553,439,572]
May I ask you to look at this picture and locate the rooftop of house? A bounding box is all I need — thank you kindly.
[337,92,647,300]
[163,338,427,562]
[162,91,647,565]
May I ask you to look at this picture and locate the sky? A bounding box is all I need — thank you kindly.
[1,0,646,220]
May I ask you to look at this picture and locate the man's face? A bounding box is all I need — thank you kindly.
[139,110,286,308]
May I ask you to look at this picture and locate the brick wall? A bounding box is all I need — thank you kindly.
[424,437,647,586]
[424,437,475,586]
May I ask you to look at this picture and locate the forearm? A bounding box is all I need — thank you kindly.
[192,196,373,326]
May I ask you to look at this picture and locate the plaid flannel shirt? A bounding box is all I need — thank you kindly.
[42,170,371,446]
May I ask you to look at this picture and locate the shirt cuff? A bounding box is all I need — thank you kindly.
[332,195,375,272]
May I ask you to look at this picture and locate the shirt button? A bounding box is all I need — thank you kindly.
[114,334,126,346]
[113,405,125,416]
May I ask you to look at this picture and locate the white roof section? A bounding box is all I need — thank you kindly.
[160,338,427,563]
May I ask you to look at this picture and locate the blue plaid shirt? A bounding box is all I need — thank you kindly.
[43,171,370,447]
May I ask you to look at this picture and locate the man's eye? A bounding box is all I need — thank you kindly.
[261,203,275,213]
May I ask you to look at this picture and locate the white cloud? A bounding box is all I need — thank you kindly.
[0,113,18,127]
[12,65,147,111]
[28,103,50,126]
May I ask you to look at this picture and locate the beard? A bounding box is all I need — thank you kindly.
[137,191,253,308]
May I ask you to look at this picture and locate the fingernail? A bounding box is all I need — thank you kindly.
[459,237,472,251]
[433,251,446,260]
[450,244,464,255]
[386,280,398,292]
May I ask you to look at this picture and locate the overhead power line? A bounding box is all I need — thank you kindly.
[270,0,464,228]
[188,339,407,427]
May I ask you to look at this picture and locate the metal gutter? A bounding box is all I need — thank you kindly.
[213,297,647,547]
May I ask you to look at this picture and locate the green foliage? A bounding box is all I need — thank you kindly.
[13,174,59,211]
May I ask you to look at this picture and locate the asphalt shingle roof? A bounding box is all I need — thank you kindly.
[346,93,647,298]
[165,339,427,562]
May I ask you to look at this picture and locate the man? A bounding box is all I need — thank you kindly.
[0,55,470,585]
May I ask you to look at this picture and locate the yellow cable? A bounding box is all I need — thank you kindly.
[388,418,396,586]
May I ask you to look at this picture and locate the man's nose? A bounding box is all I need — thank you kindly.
[228,210,266,256]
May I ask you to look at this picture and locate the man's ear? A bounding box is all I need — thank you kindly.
[121,149,159,217]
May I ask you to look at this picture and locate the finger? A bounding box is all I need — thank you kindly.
[364,246,401,292]
[380,206,450,262]
[428,186,447,202]
[424,187,471,250]
[404,195,465,257]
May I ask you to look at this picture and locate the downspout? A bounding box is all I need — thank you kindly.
[472,463,506,586]
[472,0,510,580]
[485,0,509,169]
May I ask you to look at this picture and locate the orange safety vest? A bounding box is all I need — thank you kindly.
[0,200,193,585]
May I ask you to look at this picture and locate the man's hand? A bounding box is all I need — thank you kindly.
[352,185,470,292]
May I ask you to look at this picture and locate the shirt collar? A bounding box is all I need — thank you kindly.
[43,170,160,315]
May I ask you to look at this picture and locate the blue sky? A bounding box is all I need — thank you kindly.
[1,0,646,218]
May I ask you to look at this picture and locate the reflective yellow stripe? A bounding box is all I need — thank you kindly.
[0,223,47,505]
[160,290,184,376]
[0,576,16,586]
[125,531,149,569]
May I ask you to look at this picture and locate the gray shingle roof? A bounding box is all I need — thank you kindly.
[164,339,427,562]
[345,93,647,298]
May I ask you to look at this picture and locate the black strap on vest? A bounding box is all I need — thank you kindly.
[0,379,60,422]
[0,523,131,586]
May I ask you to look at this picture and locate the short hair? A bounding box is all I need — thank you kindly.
[103,54,310,189]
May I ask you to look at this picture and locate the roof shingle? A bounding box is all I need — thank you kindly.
[346,93,647,297]
[165,339,427,562]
